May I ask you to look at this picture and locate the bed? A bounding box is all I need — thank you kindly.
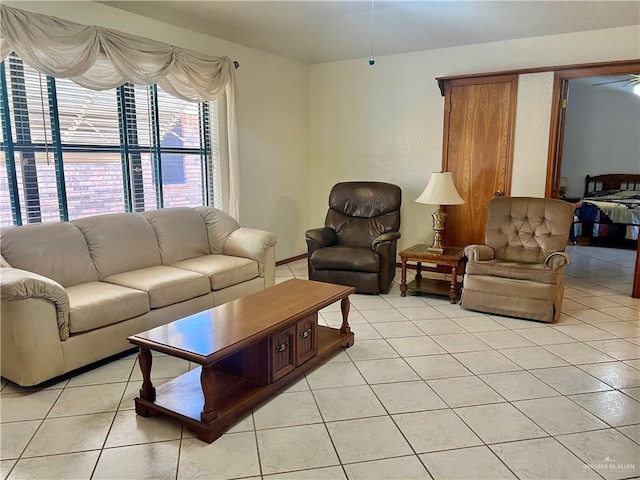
[572,174,640,247]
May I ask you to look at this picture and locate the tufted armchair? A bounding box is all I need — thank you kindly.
[461,197,574,322]
[305,182,401,294]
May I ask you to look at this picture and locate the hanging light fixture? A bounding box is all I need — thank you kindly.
[368,0,375,65]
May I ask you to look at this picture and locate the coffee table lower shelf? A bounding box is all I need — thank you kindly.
[134,325,354,443]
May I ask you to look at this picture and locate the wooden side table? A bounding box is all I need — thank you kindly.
[399,245,466,303]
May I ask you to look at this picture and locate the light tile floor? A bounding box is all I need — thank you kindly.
[1,245,639,480]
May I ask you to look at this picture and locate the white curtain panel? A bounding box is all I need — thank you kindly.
[0,4,240,219]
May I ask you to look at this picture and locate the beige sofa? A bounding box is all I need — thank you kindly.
[0,207,277,386]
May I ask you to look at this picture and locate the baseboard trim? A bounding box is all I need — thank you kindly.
[276,253,307,266]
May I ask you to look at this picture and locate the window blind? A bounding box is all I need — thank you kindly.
[0,54,219,226]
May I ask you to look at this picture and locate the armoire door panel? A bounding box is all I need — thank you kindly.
[441,76,517,248]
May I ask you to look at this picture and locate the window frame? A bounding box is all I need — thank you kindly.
[0,55,217,226]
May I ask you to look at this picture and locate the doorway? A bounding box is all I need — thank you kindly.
[545,59,640,298]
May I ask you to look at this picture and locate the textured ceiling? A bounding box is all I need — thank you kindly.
[101,1,640,64]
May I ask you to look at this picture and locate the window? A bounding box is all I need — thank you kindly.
[0,55,220,226]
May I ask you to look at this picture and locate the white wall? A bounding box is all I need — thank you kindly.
[310,26,640,252]
[511,72,555,197]
[561,86,640,199]
[9,1,311,261]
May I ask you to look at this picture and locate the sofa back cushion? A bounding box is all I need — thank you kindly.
[0,222,98,287]
[195,206,240,254]
[74,213,162,279]
[143,207,210,264]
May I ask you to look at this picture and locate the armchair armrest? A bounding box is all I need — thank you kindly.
[1,268,70,340]
[545,251,571,271]
[305,227,337,282]
[224,228,278,277]
[305,227,337,248]
[464,245,495,262]
[372,231,401,250]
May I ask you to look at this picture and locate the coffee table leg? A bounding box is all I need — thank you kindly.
[400,258,407,297]
[449,266,458,304]
[138,348,156,402]
[340,297,351,334]
[200,365,218,423]
[416,262,422,279]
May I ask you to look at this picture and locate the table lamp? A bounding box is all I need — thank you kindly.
[415,171,465,254]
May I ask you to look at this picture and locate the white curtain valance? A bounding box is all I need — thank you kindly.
[0,4,240,219]
[0,4,233,102]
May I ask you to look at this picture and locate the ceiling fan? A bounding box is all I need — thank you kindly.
[592,74,640,88]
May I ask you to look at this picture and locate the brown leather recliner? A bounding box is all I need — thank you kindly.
[461,197,574,322]
[305,182,402,294]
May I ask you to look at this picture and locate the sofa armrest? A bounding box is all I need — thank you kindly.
[464,245,495,262]
[0,253,11,268]
[1,268,70,340]
[223,228,277,277]
[372,232,401,250]
[545,251,571,271]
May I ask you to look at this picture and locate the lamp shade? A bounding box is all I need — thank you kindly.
[415,172,465,205]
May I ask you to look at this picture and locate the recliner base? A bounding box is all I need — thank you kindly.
[311,269,391,295]
[461,274,564,323]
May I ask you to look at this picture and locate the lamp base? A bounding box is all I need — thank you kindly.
[428,207,447,254]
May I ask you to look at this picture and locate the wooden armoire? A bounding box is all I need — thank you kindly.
[436,74,518,248]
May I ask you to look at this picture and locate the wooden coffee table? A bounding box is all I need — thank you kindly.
[128,279,355,443]
[399,244,465,303]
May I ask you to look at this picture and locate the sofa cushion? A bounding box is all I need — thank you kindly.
[310,246,380,273]
[74,212,162,279]
[66,281,150,334]
[466,259,560,284]
[72,213,162,279]
[195,207,240,254]
[103,266,210,308]
[0,222,98,287]
[172,255,259,291]
[143,208,210,265]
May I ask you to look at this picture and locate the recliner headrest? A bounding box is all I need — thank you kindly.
[329,182,402,218]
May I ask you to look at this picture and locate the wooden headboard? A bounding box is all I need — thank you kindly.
[584,174,640,197]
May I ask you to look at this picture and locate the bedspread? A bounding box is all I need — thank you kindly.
[577,190,640,225]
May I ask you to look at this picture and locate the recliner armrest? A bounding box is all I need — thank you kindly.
[0,267,70,340]
[545,251,571,271]
[305,227,337,248]
[464,245,495,261]
[372,232,401,250]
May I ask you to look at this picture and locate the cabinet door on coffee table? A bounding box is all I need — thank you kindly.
[270,326,295,382]
[296,314,318,365]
